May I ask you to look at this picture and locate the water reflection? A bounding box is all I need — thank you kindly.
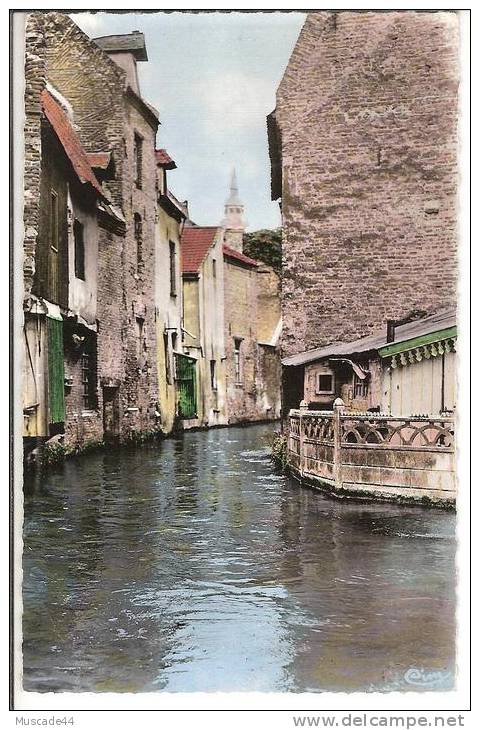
[23,424,455,693]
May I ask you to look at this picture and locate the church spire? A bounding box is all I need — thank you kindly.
[221,167,247,251]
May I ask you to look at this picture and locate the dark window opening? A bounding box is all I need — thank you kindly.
[134,213,143,273]
[316,373,334,394]
[73,219,85,280]
[234,338,242,384]
[210,360,217,391]
[134,133,143,189]
[169,240,177,296]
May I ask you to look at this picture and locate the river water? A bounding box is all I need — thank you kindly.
[23,423,456,693]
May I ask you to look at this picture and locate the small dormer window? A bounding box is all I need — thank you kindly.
[134,133,143,189]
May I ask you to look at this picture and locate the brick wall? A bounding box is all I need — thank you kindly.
[23,13,47,294]
[275,11,458,356]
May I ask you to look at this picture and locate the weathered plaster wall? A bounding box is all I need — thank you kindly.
[224,260,259,423]
[68,189,99,325]
[155,205,183,434]
[276,11,458,356]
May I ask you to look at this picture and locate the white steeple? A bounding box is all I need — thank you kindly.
[221,167,247,235]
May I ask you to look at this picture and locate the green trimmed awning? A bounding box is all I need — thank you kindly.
[378,326,457,359]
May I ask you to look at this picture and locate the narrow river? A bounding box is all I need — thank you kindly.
[23,423,455,693]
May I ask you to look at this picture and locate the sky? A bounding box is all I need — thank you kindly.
[72,11,306,232]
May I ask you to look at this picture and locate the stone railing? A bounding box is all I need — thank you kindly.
[287,406,456,507]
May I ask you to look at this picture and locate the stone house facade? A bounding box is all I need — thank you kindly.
[155,149,188,434]
[23,12,161,458]
[181,226,228,428]
[268,11,459,365]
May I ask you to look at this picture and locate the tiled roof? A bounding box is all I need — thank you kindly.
[41,90,105,199]
[155,149,177,169]
[282,309,456,366]
[87,152,111,170]
[181,227,219,274]
[223,245,259,268]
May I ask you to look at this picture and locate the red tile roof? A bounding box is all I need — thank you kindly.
[223,245,259,268]
[155,148,177,169]
[87,152,111,170]
[181,227,219,274]
[41,89,106,199]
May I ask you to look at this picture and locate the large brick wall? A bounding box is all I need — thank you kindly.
[274,11,459,356]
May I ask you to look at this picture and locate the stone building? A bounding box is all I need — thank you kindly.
[155,148,188,434]
[181,226,228,428]
[221,172,282,424]
[283,310,456,416]
[23,12,162,457]
[23,85,122,453]
[267,11,459,410]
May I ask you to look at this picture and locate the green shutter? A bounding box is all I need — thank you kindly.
[47,316,65,424]
[176,354,197,418]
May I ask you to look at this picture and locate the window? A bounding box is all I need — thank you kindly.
[49,190,59,301]
[134,133,143,189]
[81,340,97,410]
[316,372,334,394]
[353,373,369,398]
[210,360,217,391]
[234,338,242,384]
[169,241,177,296]
[134,213,143,273]
[212,258,217,278]
[73,219,85,280]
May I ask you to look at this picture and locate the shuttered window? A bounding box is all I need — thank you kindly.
[47,316,65,425]
[74,219,85,280]
[169,241,177,296]
[48,191,59,302]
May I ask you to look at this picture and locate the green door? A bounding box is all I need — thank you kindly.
[47,315,65,425]
[175,354,197,418]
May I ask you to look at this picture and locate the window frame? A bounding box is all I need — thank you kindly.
[234,338,242,385]
[353,372,369,399]
[315,371,335,395]
[134,132,143,189]
[169,240,177,297]
[210,359,217,391]
[134,213,143,274]
[73,218,85,281]
[48,189,59,301]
